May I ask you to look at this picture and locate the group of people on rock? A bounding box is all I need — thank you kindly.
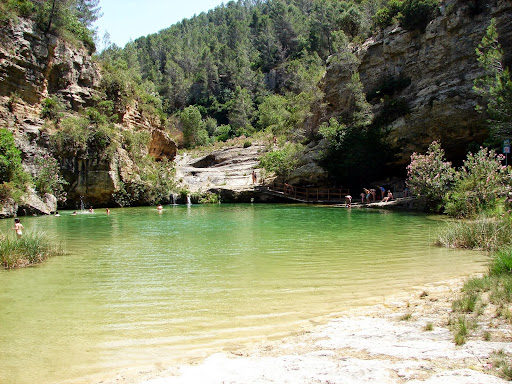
[344,186,394,208]
[360,186,393,203]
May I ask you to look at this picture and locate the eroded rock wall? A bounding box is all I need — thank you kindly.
[322,0,512,166]
[0,18,177,214]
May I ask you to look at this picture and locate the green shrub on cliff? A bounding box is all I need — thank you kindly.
[373,0,439,31]
[0,0,35,22]
[0,129,23,184]
[0,128,30,201]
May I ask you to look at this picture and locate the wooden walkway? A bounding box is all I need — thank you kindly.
[262,183,350,204]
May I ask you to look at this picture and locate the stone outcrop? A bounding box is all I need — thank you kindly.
[148,129,178,161]
[321,0,512,166]
[175,144,273,202]
[0,18,100,108]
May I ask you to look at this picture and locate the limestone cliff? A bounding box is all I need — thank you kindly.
[321,0,512,166]
[0,18,177,214]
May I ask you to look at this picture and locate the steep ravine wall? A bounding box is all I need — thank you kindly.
[322,0,512,167]
[0,18,177,216]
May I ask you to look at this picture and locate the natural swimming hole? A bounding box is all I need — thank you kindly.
[0,204,487,383]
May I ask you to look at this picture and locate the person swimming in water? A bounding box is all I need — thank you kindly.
[12,218,24,238]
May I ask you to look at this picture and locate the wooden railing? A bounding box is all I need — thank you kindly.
[269,183,350,203]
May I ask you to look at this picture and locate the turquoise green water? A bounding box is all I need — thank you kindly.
[0,205,487,384]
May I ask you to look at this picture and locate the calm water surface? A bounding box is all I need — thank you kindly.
[0,204,487,383]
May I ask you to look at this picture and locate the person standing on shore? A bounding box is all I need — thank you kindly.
[12,218,24,238]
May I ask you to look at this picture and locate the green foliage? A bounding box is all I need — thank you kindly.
[0,232,63,269]
[474,19,512,142]
[259,143,305,178]
[0,128,22,184]
[227,87,255,135]
[452,292,479,313]
[0,129,30,201]
[319,71,394,189]
[372,0,403,30]
[181,105,209,148]
[372,0,439,31]
[256,94,291,134]
[453,316,469,345]
[399,0,439,31]
[31,0,98,52]
[444,148,511,218]
[33,154,68,201]
[406,141,455,209]
[51,116,90,154]
[40,96,62,120]
[198,192,220,204]
[213,124,233,142]
[0,0,35,23]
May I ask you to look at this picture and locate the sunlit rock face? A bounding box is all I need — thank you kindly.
[0,18,178,212]
[0,18,100,108]
[321,0,512,166]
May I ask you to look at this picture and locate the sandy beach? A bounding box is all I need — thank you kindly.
[94,275,512,384]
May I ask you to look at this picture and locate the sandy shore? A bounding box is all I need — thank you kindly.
[99,276,512,384]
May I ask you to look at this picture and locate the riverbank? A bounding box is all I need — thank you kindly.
[97,275,512,384]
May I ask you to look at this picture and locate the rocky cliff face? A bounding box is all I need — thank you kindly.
[0,18,177,214]
[0,18,100,108]
[322,0,512,166]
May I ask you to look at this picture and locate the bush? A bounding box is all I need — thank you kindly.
[444,148,511,218]
[259,143,304,178]
[198,192,221,204]
[40,97,61,120]
[399,0,439,31]
[51,116,90,154]
[373,0,439,32]
[214,124,233,142]
[33,154,67,201]
[406,141,454,210]
[0,128,23,183]
[372,0,403,30]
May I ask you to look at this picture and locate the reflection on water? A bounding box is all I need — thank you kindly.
[0,205,487,383]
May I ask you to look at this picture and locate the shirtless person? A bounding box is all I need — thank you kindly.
[12,218,24,238]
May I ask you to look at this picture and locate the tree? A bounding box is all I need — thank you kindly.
[75,0,101,27]
[227,86,255,135]
[474,18,512,142]
[34,0,98,50]
[180,105,208,148]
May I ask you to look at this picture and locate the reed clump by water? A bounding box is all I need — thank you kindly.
[436,215,512,252]
[0,232,63,269]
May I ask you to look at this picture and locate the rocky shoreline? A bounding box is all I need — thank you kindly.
[92,274,512,384]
